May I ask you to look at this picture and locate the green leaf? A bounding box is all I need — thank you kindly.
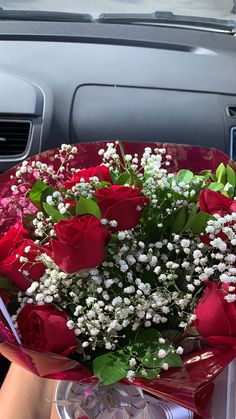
[190,211,213,234]
[131,329,161,358]
[93,351,130,385]
[117,172,131,185]
[0,276,17,291]
[94,181,111,190]
[76,196,101,219]
[29,180,48,208]
[177,170,194,184]
[165,351,184,368]
[199,170,214,181]
[140,346,183,369]
[216,163,226,184]
[162,329,184,344]
[223,182,234,198]
[183,205,198,231]
[142,369,160,379]
[208,182,224,192]
[43,203,66,223]
[172,207,186,233]
[130,329,183,370]
[110,233,118,243]
[110,169,118,184]
[134,178,143,188]
[226,165,236,188]
[40,185,56,204]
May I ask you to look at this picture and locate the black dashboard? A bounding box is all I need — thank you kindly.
[0,19,236,172]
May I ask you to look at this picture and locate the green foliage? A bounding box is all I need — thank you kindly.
[226,165,236,188]
[208,182,224,192]
[199,169,214,181]
[190,211,213,234]
[76,196,101,219]
[43,203,66,223]
[40,185,56,204]
[206,164,236,197]
[172,207,186,233]
[29,179,48,208]
[177,169,194,183]
[93,329,183,385]
[134,178,143,188]
[117,172,131,185]
[216,163,226,184]
[93,351,130,385]
[224,183,235,198]
[109,233,118,244]
[172,205,213,235]
[109,169,119,184]
[131,329,183,370]
[0,276,17,291]
[94,181,111,189]
[183,205,198,231]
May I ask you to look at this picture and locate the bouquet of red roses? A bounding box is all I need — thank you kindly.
[0,141,236,418]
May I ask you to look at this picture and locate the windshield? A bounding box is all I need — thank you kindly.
[0,0,235,25]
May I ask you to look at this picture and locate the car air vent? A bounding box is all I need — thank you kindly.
[230,127,236,161]
[0,120,31,156]
[227,106,236,117]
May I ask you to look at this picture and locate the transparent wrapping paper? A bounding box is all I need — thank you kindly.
[0,142,234,418]
[55,381,194,419]
[1,326,236,418]
[0,141,229,189]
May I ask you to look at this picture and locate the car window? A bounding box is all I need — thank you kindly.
[0,0,235,27]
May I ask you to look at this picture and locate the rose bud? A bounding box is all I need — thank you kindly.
[17,304,77,355]
[199,189,236,216]
[95,185,149,231]
[64,165,112,189]
[195,282,236,339]
[0,224,45,291]
[47,215,110,273]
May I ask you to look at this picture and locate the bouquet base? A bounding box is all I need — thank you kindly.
[55,381,194,419]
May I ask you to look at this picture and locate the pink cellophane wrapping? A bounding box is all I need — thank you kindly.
[0,141,235,418]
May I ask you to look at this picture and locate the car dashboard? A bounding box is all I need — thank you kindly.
[0,19,236,173]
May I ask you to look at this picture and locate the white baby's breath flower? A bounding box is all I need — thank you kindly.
[158,349,167,359]
[129,358,137,367]
[126,370,135,382]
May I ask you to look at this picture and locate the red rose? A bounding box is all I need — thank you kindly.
[195,282,236,338]
[64,165,112,189]
[47,215,110,273]
[95,185,149,231]
[17,304,77,354]
[0,223,28,256]
[199,189,236,216]
[0,224,45,291]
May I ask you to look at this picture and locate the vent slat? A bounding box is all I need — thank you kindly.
[227,106,236,118]
[233,129,236,161]
[0,121,30,156]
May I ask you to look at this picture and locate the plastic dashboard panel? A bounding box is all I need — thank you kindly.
[72,84,227,148]
[0,72,44,169]
[0,20,235,172]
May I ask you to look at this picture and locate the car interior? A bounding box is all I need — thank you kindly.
[0,5,236,174]
[0,2,236,413]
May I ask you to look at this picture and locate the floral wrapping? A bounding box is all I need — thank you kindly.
[0,141,236,419]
